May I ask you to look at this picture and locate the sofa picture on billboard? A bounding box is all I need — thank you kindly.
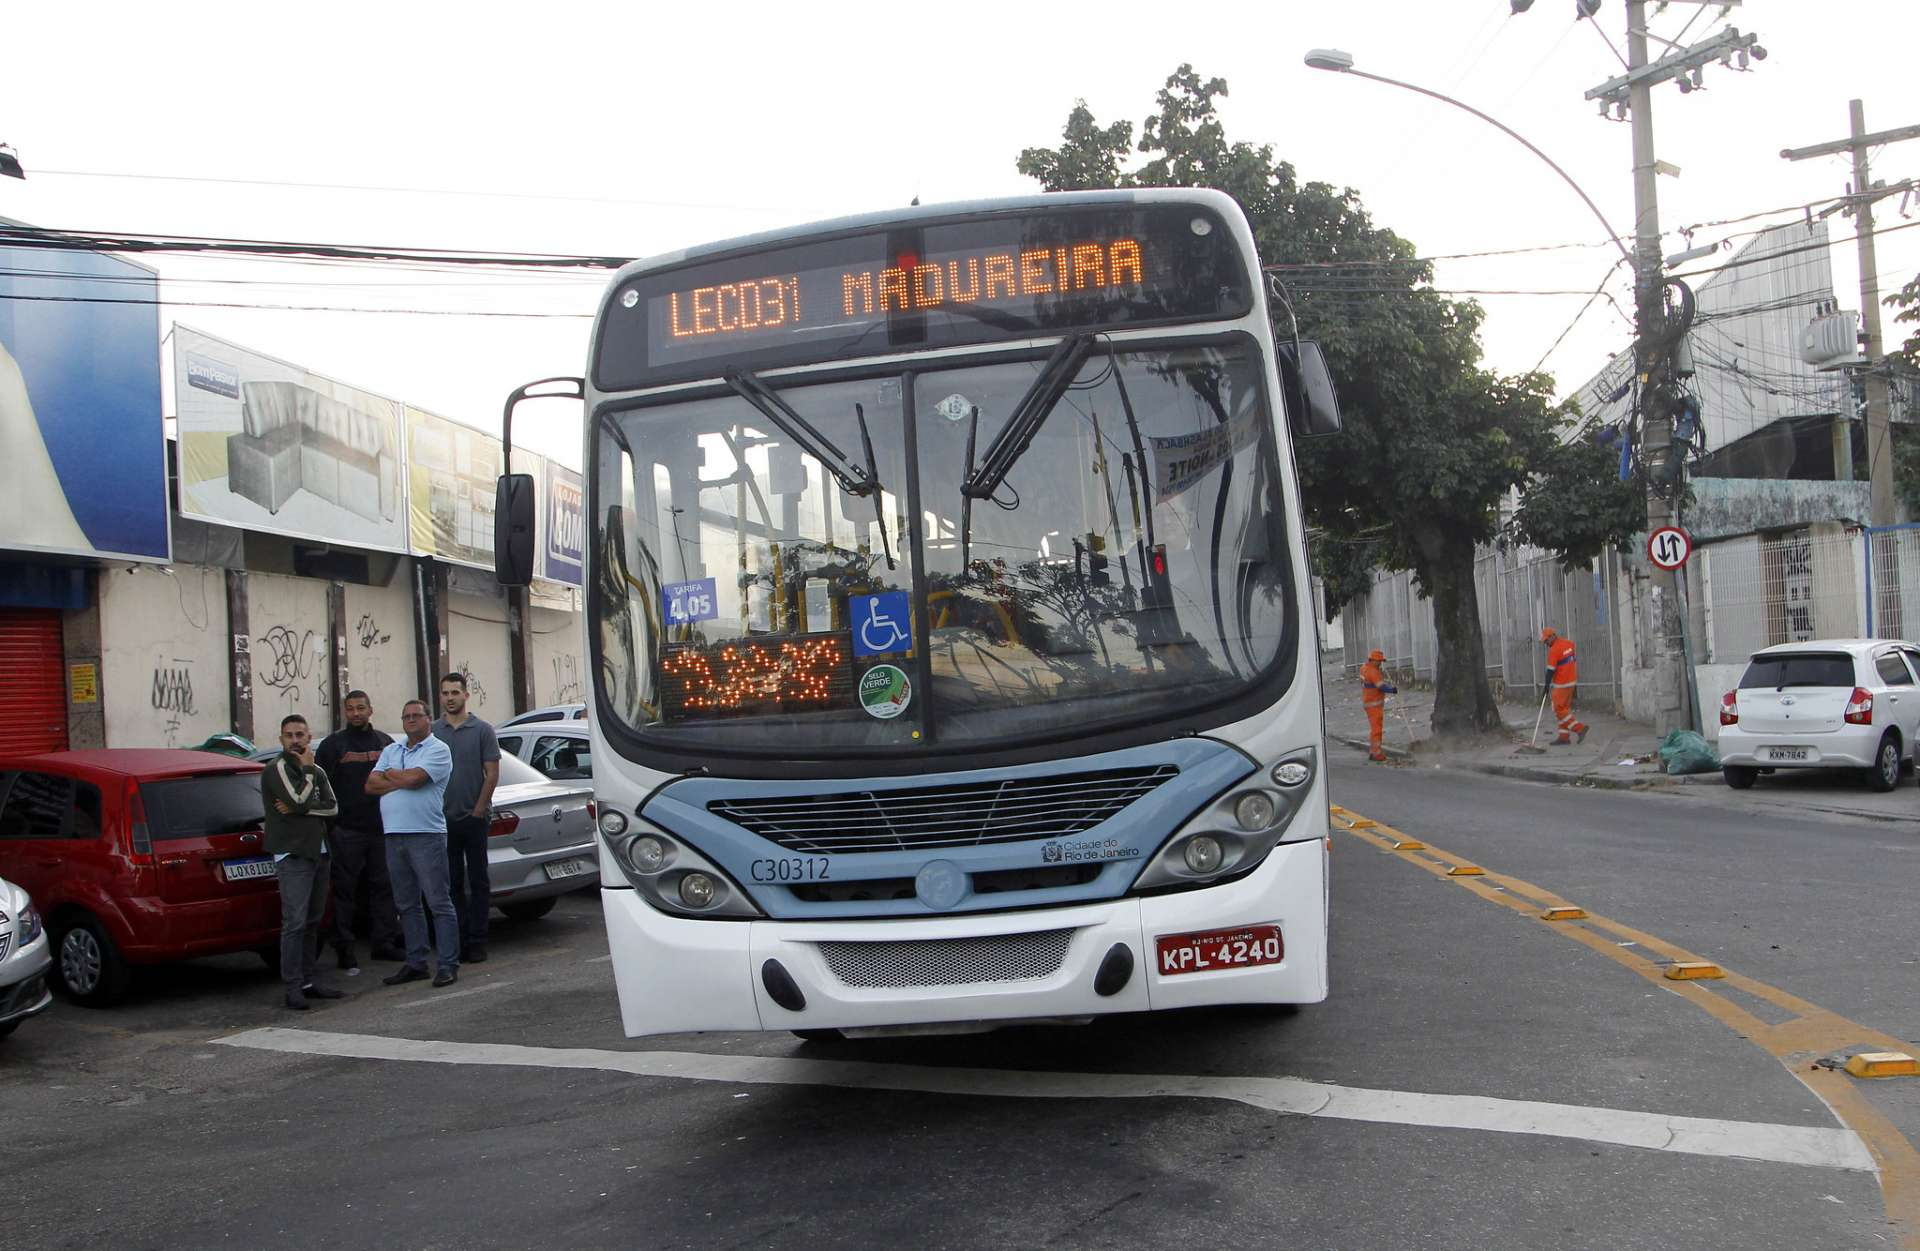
[226,381,397,522]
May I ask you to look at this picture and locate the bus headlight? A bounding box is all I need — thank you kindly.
[613,823,760,919]
[678,873,718,909]
[627,834,672,874]
[1233,792,1276,831]
[1131,748,1319,893]
[1183,835,1225,874]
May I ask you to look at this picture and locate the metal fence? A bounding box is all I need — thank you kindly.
[1700,527,1865,659]
[1865,524,1920,641]
[1337,545,1622,709]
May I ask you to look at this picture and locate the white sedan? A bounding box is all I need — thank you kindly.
[1717,638,1920,791]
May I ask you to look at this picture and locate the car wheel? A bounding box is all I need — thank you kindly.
[55,916,132,1006]
[0,1019,18,1039]
[1867,735,1901,792]
[1722,765,1758,790]
[500,898,559,922]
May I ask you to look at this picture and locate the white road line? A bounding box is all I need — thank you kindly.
[217,1027,1873,1173]
[393,981,515,1009]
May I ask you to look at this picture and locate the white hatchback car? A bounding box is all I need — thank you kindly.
[1717,639,1920,791]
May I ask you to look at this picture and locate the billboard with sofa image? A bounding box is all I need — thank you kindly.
[173,326,408,552]
[405,404,502,570]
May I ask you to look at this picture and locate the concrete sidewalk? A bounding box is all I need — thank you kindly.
[1320,659,1703,792]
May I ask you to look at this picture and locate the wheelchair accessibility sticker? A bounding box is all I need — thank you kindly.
[858,665,912,719]
[851,590,912,657]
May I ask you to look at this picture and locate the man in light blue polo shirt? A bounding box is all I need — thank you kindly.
[365,699,461,987]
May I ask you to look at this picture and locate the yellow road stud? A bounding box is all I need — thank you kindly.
[1540,906,1587,921]
[1663,962,1725,981]
[1844,1052,1919,1079]
[1446,865,1485,877]
[1392,839,1426,851]
[1347,818,1377,830]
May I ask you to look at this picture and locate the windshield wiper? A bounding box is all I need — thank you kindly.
[961,333,1097,501]
[724,368,876,498]
[853,402,895,570]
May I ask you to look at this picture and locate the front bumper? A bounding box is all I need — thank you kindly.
[600,836,1329,1037]
[0,931,54,1028]
[1717,726,1878,769]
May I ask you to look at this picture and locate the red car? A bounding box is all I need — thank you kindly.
[0,750,282,1005]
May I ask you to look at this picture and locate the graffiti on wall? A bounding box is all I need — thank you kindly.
[550,653,583,705]
[258,624,328,709]
[355,613,391,650]
[455,662,489,709]
[150,658,197,746]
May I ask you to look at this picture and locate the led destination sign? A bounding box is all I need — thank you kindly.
[596,203,1251,389]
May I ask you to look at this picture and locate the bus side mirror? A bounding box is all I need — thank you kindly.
[1278,340,1343,438]
[495,473,536,586]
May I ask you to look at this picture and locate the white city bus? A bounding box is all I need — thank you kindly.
[497,188,1343,1038]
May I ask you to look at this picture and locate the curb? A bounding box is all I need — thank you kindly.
[1328,733,1702,791]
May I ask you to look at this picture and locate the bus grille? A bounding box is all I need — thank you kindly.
[817,930,1074,989]
[709,765,1177,854]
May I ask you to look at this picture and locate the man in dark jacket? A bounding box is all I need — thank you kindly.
[316,690,402,970]
[263,714,347,1010]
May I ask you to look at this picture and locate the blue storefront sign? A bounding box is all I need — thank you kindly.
[543,460,584,585]
[0,244,168,562]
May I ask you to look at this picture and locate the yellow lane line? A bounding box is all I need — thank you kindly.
[1333,808,1920,1251]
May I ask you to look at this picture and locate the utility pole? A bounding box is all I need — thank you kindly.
[1585,5,1765,734]
[1625,0,1685,734]
[1782,104,1920,530]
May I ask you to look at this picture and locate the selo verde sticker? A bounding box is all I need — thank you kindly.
[858,664,912,719]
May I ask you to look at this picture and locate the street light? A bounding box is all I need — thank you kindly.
[1302,49,1630,265]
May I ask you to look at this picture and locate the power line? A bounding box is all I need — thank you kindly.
[0,291,594,318]
[27,167,788,214]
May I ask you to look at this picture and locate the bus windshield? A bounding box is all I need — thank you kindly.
[592,336,1293,758]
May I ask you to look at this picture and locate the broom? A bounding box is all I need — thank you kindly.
[1514,687,1552,755]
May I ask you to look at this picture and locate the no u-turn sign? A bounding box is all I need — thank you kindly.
[1647,526,1692,570]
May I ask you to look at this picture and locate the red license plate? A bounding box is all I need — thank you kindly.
[1155,924,1284,976]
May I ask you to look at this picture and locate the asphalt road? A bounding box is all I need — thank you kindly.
[3,755,1915,1250]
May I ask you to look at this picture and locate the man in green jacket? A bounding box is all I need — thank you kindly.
[264,714,347,1010]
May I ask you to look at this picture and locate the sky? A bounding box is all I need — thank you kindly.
[3,1,1916,472]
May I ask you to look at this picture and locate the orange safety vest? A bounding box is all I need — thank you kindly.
[1360,660,1388,706]
[1546,637,1579,687]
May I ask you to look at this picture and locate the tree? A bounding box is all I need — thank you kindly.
[1017,66,1634,736]
[1886,270,1920,367]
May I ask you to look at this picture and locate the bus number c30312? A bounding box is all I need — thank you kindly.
[750,857,832,883]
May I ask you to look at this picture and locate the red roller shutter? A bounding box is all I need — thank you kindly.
[0,609,69,755]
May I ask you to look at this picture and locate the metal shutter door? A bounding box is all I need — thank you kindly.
[0,609,68,755]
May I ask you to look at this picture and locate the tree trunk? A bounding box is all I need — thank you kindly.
[1418,530,1503,738]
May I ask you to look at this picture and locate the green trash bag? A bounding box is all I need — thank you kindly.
[1658,729,1720,776]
